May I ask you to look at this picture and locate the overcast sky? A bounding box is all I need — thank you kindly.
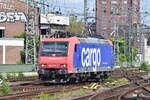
[141,0,150,25]
[48,0,150,26]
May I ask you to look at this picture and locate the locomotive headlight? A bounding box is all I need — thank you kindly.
[60,64,67,68]
[41,64,45,67]
[40,64,47,67]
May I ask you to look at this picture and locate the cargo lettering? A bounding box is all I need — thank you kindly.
[81,48,101,67]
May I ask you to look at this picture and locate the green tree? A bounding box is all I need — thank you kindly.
[111,38,138,63]
[13,32,26,38]
[65,14,85,36]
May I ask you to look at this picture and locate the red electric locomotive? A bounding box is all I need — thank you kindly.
[38,37,114,82]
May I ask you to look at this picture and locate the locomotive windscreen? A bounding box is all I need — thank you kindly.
[40,42,68,57]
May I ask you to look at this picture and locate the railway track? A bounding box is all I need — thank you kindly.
[6,76,38,82]
[0,82,90,100]
[1,68,149,100]
[71,69,150,100]
[117,69,150,100]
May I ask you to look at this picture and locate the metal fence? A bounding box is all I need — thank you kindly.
[0,64,37,73]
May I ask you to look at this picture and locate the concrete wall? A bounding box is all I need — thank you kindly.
[0,64,35,73]
[0,46,3,64]
[0,38,24,64]
[144,38,150,64]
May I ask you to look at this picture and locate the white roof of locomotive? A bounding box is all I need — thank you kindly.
[78,37,109,44]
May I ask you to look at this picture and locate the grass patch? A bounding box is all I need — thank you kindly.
[104,76,129,87]
[18,72,24,78]
[4,72,25,79]
[32,88,89,100]
[6,73,17,79]
[105,76,113,83]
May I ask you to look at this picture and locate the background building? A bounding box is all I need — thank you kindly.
[0,0,40,38]
[0,0,40,64]
[40,13,69,38]
[96,0,140,38]
[0,0,28,38]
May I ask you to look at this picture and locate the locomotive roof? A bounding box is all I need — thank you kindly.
[78,37,110,44]
[41,37,112,45]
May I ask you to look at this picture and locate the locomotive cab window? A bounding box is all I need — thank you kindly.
[41,41,68,57]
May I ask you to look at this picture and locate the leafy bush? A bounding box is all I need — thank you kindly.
[139,62,150,71]
[105,76,113,83]
[13,32,26,38]
[0,80,12,94]
[0,75,4,79]
[6,73,17,79]
[6,72,25,79]
[18,72,24,78]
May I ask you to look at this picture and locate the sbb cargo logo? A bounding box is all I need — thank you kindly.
[81,48,101,67]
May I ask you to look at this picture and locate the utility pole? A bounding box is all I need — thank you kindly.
[25,0,49,66]
[128,2,134,67]
[84,0,96,36]
[83,0,88,36]
[25,0,37,66]
[40,0,46,14]
[84,0,88,25]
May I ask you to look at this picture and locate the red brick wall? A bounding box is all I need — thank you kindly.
[0,0,27,38]
[96,0,140,38]
[0,46,3,64]
[5,46,24,64]
[0,23,25,38]
[0,0,40,38]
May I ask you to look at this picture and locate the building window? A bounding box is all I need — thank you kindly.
[0,29,5,38]
[121,19,128,23]
[101,26,107,30]
[111,6,118,10]
[111,26,118,30]
[101,1,107,4]
[111,19,118,23]
[122,12,128,16]
[121,6,128,11]
[101,31,108,35]
[111,0,118,4]
[123,0,128,4]
[101,7,107,16]
[101,6,107,12]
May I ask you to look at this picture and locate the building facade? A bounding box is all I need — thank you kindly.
[143,38,150,64]
[0,0,40,38]
[40,13,69,38]
[0,38,24,64]
[96,0,140,38]
[0,0,28,38]
[0,0,40,64]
